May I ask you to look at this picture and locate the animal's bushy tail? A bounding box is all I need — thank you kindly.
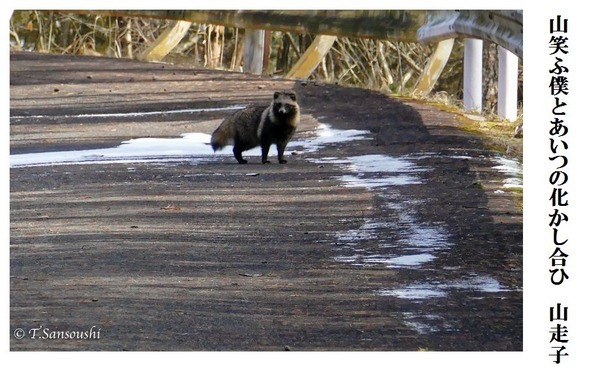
[210,125,231,151]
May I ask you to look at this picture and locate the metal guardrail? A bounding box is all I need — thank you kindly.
[72,10,522,56]
[75,10,424,42]
[418,10,523,58]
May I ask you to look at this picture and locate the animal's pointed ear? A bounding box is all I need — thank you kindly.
[288,91,297,101]
[273,92,280,99]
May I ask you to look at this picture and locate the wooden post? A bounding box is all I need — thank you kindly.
[137,20,192,62]
[262,30,271,75]
[413,38,454,96]
[286,35,337,79]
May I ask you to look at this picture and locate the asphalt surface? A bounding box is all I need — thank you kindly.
[10,51,522,351]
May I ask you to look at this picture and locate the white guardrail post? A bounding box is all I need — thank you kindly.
[418,10,522,120]
[463,38,483,112]
[498,46,519,121]
[243,29,265,75]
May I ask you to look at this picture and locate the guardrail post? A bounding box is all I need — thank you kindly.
[463,38,483,112]
[498,46,519,121]
[243,29,265,75]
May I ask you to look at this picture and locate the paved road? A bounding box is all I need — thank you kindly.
[10,52,522,351]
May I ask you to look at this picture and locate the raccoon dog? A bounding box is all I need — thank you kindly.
[210,90,300,164]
